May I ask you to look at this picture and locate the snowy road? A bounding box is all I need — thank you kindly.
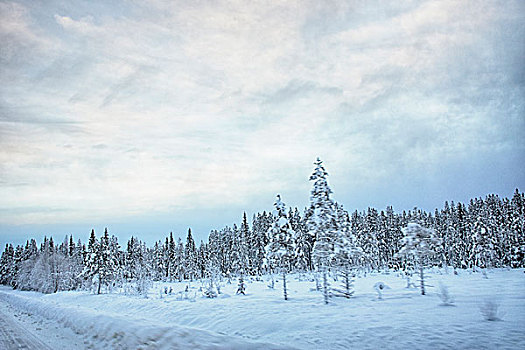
[0,297,87,350]
[0,299,52,349]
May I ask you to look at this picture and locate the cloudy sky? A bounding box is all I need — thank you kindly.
[1,0,524,247]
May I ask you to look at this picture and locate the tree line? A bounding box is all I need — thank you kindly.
[0,158,523,296]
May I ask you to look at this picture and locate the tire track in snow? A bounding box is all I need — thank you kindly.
[0,298,53,350]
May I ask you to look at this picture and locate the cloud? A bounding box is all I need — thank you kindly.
[0,2,54,62]
[0,0,523,230]
[54,14,97,34]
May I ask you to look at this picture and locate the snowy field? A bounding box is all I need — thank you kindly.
[0,269,524,349]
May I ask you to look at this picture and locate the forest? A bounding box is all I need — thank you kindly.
[1,159,524,297]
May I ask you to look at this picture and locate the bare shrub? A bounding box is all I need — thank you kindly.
[437,282,455,306]
[480,299,503,321]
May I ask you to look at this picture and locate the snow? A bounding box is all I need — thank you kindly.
[1,269,524,349]
[0,287,291,349]
[0,296,86,349]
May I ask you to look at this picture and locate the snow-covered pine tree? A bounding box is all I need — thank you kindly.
[24,238,68,294]
[82,229,119,294]
[510,189,525,267]
[332,203,362,298]
[485,194,506,268]
[292,207,311,272]
[230,223,249,277]
[48,236,55,252]
[397,223,441,295]
[350,210,365,270]
[83,229,100,292]
[359,208,380,272]
[185,228,197,281]
[174,238,184,281]
[250,215,264,276]
[452,202,469,269]
[385,206,402,269]
[25,235,67,294]
[66,237,84,290]
[207,230,222,274]
[167,232,176,281]
[302,206,317,271]
[124,236,138,282]
[307,158,338,304]
[236,274,246,295]
[500,197,514,267]
[74,238,86,284]
[197,240,208,279]
[68,235,75,257]
[137,241,153,297]
[239,213,255,275]
[433,208,447,271]
[246,214,259,276]
[440,201,455,272]
[58,235,68,257]
[13,242,36,291]
[11,244,26,289]
[162,237,169,279]
[97,228,119,294]
[54,235,81,291]
[252,211,273,275]
[152,241,165,281]
[266,194,296,300]
[110,234,122,285]
[205,230,222,296]
[377,211,390,270]
[0,244,14,286]
[468,198,483,269]
[472,216,495,274]
[233,222,250,289]
[219,227,233,278]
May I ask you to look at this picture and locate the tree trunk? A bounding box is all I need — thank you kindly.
[282,272,288,300]
[323,270,329,304]
[344,270,350,298]
[420,266,425,295]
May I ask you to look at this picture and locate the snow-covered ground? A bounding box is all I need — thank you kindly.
[0,295,88,349]
[1,269,524,349]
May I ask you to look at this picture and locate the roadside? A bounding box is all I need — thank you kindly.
[0,296,88,350]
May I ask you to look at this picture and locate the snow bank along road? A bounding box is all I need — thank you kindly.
[0,299,52,350]
[0,286,293,349]
[0,295,88,349]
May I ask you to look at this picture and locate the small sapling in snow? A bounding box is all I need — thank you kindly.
[374,282,391,300]
[480,299,503,321]
[437,282,455,306]
[236,275,246,295]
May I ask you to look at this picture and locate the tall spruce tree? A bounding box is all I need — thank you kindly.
[307,158,337,304]
[97,228,119,294]
[84,229,100,292]
[240,213,253,274]
[185,229,197,280]
[0,244,14,286]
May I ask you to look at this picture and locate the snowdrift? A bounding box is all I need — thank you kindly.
[0,287,292,349]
